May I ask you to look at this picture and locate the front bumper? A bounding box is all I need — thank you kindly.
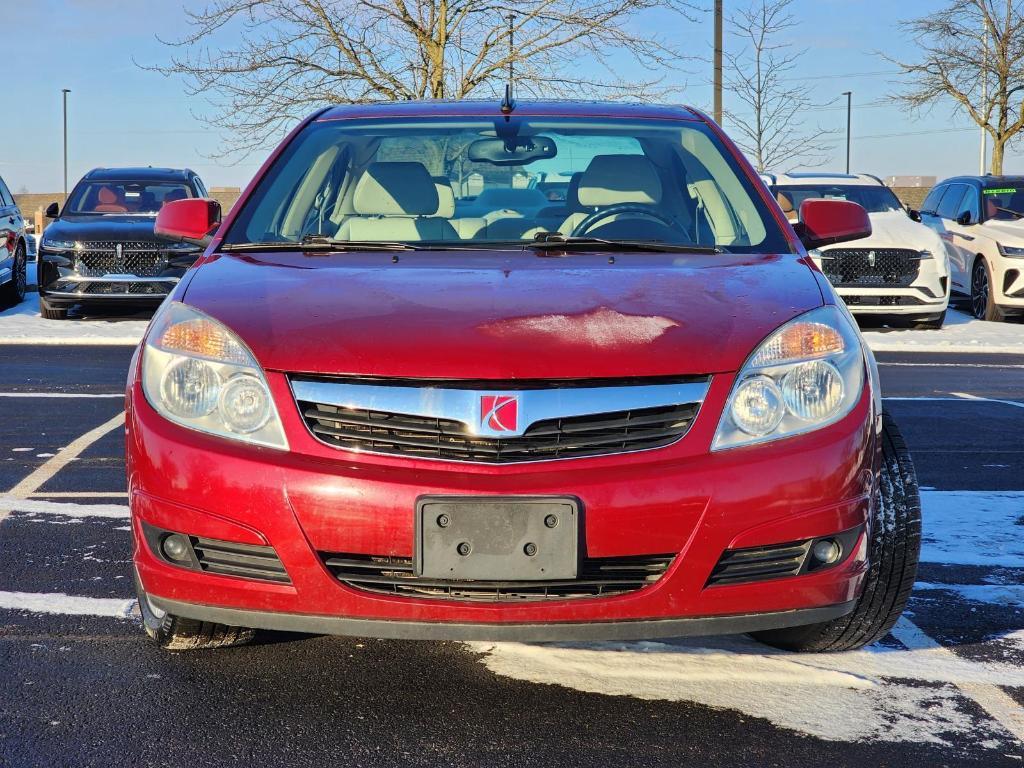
[128,364,876,640]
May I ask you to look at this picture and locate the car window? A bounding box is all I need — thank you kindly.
[920,185,945,215]
[936,184,966,220]
[0,176,13,208]
[227,115,790,253]
[773,184,904,214]
[981,185,1024,221]
[65,181,194,215]
[954,186,980,224]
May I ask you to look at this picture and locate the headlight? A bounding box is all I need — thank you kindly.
[713,305,865,450]
[165,242,202,253]
[919,249,933,259]
[141,302,288,450]
[40,238,76,252]
[998,243,1024,258]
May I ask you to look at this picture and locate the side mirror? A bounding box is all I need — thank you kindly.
[795,199,871,251]
[956,211,973,226]
[908,208,922,222]
[154,198,222,247]
[45,202,60,219]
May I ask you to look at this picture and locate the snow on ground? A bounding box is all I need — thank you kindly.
[860,308,1024,354]
[0,292,149,345]
[469,490,1024,748]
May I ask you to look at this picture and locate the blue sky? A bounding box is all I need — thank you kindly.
[4,0,1020,192]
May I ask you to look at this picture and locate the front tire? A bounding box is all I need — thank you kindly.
[135,569,256,650]
[971,257,1007,322]
[0,243,26,306]
[39,295,69,320]
[751,411,921,652]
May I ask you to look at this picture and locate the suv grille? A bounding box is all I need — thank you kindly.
[820,248,921,287]
[298,402,699,463]
[322,552,674,601]
[75,241,167,278]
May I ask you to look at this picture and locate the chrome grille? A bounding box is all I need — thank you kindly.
[300,402,699,463]
[75,241,167,277]
[820,248,921,287]
[322,552,674,601]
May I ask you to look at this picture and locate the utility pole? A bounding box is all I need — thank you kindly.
[62,88,71,204]
[713,0,723,124]
[842,91,852,174]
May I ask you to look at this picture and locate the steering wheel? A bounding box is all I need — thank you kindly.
[570,204,678,238]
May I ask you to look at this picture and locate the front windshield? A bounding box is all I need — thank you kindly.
[774,184,904,216]
[982,186,1024,221]
[65,181,194,215]
[226,115,790,253]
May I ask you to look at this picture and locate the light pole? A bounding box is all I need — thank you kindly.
[62,88,71,204]
[842,91,852,174]
[713,0,723,124]
[980,25,988,174]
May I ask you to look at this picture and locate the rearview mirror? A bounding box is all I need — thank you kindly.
[908,208,921,222]
[467,135,557,166]
[45,202,60,219]
[155,198,222,247]
[795,199,871,251]
[956,211,974,226]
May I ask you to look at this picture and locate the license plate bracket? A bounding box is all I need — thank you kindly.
[415,496,579,581]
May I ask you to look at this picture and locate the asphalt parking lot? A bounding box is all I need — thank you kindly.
[1,342,1022,767]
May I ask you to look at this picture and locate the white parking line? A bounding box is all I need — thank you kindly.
[891,618,1024,742]
[26,491,128,499]
[1,411,125,525]
[884,394,1024,408]
[0,591,136,618]
[878,361,1024,369]
[950,391,1024,409]
[0,392,122,398]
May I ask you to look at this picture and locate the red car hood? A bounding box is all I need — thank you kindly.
[181,249,823,378]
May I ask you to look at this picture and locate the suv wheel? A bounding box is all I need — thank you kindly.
[971,257,1007,322]
[135,568,256,651]
[0,243,26,306]
[39,295,69,321]
[751,411,921,652]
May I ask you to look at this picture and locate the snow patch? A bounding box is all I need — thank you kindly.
[921,491,1024,567]
[481,307,678,348]
[915,582,1024,609]
[0,292,148,346]
[0,496,130,520]
[0,591,136,618]
[861,309,1024,354]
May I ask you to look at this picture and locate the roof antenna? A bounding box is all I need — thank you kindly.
[500,12,516,114]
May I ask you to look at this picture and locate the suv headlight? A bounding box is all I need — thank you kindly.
[141,302,288,450]
[998,243,1024,258]
[713,305,865,451]
[40,237,76,252]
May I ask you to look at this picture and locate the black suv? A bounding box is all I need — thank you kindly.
[37,167,209,319]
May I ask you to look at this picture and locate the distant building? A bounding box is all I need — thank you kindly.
[886,175,936,188]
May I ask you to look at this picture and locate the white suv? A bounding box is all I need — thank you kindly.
[768,173,951,328]
[919,176,1024,322]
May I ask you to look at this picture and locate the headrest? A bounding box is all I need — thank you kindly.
[577,155,662,208]
[98,186,119,205]
[565,171,583,211]
[776,191,794,214]
[353,162,439,216]
[164,189,188,204]
[432,176,455,218]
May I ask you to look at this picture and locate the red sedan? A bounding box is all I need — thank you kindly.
[127,100,920,652]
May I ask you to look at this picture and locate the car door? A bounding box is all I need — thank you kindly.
[0,176,19,284]
[924,184,968,291]
[944,185,982,289]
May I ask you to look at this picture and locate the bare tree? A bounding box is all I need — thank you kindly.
[723,0,834,172]
[888,0,1024,175]
[146,0,697,158]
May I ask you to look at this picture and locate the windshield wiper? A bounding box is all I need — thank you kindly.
[219,236,419,252]
[994,206,1024,219]
[525,234,724,254]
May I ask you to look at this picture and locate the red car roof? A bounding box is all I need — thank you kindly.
[316,100,702,123]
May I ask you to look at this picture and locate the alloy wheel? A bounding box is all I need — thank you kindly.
[14,246,26,300]
[971,261,989,319]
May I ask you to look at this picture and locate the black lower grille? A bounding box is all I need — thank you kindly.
[192,537,290,583]
[843,295,925,306]
[323,552,674,601]
[299,402,699,463]
[706,540,811,587]
[77,280,176,295]
[821,248,921,287]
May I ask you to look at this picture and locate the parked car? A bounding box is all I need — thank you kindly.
[36,167,209,320]
[768,173,950,328]
[129,100,921,654]
[0,172,28,307]
[919,175,1024,321]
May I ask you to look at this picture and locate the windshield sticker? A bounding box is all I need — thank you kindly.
[983,188,1018,195]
